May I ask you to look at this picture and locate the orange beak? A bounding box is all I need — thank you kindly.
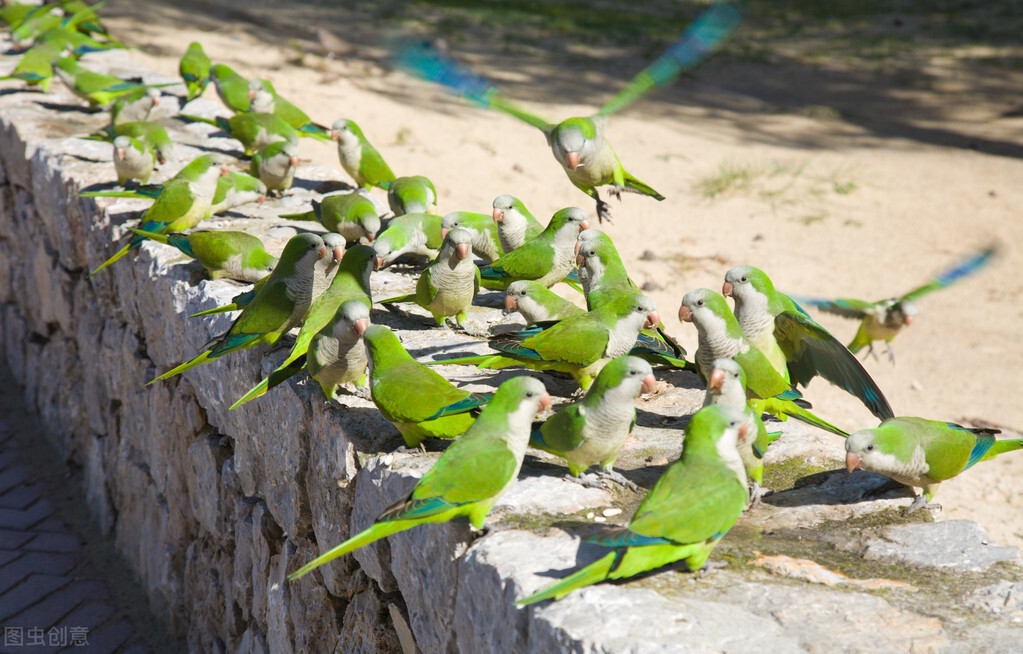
[115,148,125,159]
[330,130,340,141]
[576,253,586,267]
[455,243,470,259]
[722,281,733,297]
[566,151,580,170]
[288,156,299,168]
[504,295,518,312]
[248,89,256,101]
[904,316,914,326]
[574,240,583,256]
[737,421,750,443]
[708,368,725,392]
[354,318,369,337]
[440,227,450,240]
[152,96,160,106]
[317,245,329,260]
[219,165,231,177]
[374,256,385,271]
[579,220,591,231]
[492,208,504,223]
[538,392,553,412]
[257,195,267,204]
[846,452,863,473]
[679,305,693,323]
[644,310,660,330]
[641,373,657,394]
[366,233,375,242]
[332,245,345,263]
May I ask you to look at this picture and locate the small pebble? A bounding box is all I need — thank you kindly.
[585,512,595,520]
[593,516,606,523]
[602,508,622,517]
[381,454,394,466]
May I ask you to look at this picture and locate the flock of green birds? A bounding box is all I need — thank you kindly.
[2,0,1019,607]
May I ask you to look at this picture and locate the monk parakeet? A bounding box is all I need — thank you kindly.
[492,194,544,253]
[179,41,211,102]
[846,417,1023,514]
[373,212,443,268]
[84,120,174,165]
[249,139,300,195]
[394,3,741,221]
[112,135,154,185]
[289,374,551,580]
[679,288,848,437]
[149,233,329,383]
[505,280,583,326]
[230,244,374,409]
[440,211,502,262]
[0,40,60,92]
[388,175,437,216]
[531,355,655,487]
[479,207,589,291]
[209,63,250,113]
[208,171,267,215]
[796,245,998,363]
[518,403,749,605]
[281,192,382,244]
[330,118,395,190]
[248,78,331,140]
[178,111,298,156]
[364,325,493,446]
[434,292,659,390]
[53,57,170,108]
[378,227,480,327]
[123,229,278,283]
[703,358,780,507]
[723,265,894,422]
[110,86,161,125]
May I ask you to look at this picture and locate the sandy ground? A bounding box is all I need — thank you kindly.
[89,1,1023,548]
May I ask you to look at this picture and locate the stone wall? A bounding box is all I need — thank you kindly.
[1,47,1021,654]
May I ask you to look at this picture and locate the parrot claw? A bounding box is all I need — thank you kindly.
[349,384,372,401]
[746,482,769,510]
[695,560,727,578]
[595,199,614,224]
[904,495,941,516]
[595,469,640,492]
[563,473,607,490]
[885,343,896,365]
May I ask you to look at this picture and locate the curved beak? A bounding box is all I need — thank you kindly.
[504,295,518,312]
[115,147,125,159]
[538,392,553,412]
[257,195,267,204]
[679,304,693,323]
[316,245,329,260]
[722,281,733,297]
[353,318,369,337]
[374,256,386,271]
[708,368,725,392]
[579,220,591,231]
[365,232,375,242]
[330,130,340,141]
[641,373,657,395]
[332,245,345,263]
[219,165,231,177]
[288,156,299,168]
[737,421,750,442]
[566,151,580,171]
[846,452,863,473]
[440,227,450,240]
[492,208,503,223]
[151,95,160,106]
[576,253,586,267]
[903,315,913,326]
[455,243,470,260]
[247,89,256,101]
[644,310,660,330]
[574,240,583,256]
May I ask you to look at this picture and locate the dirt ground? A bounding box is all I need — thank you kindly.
[94,0,1023,548]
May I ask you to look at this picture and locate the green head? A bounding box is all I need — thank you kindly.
[440,227,473,262]
[478,375,552,426]
[388,176,437,215]
[723,265,775,306]
[363,324,413,368]
[588,355,656,398]
[492,194,531,221]
[276,232,328,271]
[684,404,750,456]
[544,207,590,238]
[679,288,741,335]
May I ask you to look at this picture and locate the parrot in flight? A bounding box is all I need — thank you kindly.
[288,375,551,581]
[179,41,211,102]
[393,2,742,222]
[845,417,1023,514]
[518,403,749,605]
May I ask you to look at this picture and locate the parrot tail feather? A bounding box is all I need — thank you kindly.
[517,552,618,606]
[288,521,408,581]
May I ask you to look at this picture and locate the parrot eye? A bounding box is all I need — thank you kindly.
[728,420,738,427]
[696,299,705,307]
[525,391,534,398]
[866,444,875,451]
[629,370,637,376]
[740,275,748,282]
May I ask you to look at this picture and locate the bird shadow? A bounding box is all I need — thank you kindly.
[33,100,95,114]
[761,469,912,508]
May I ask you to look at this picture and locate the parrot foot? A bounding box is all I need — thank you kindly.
[695,560,727,578]
[595,199,614,224]
[595,469,640,492]
[746,482,769,510]
[885,343,896,365]
[904,495,941,516]
[863,344,879,362]
[349,384,372,401]
[564,473,608,490]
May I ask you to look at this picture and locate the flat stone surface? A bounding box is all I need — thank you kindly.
[862,520,1021,572]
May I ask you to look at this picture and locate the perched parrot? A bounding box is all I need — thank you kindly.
[531,355,655,487]
[124,229,278,283]
[178,111,298,156]
[796,245,998,363]
[388,175,438,216]
[504,280,583,326]
[208,171,268,216]
[478,207,589,291]
[363,325,494,447]
[679,288,848,437]
[84,120,174,165]
[148,233,329,383]
[846,417,1023,514]
[378,228,480,327]
[281,192,382,244]
[518,403,749,605]
[440,211,502,262]
[372,212,443,268]
[209,63,250,113]
[288,374,551,580]
[394,3,741,221]
[330,118,395,190]
[492,194,544,253]
[248,78,331,140]
[112,135,154,185]
[109,86,161,125]
[179,41,211,102]
[703,358,781,507]
[723,265,894,421]
[0,40,60,91]
[52,57,171,108]
[229,244,374,408]
[249,139,300,195]
[433,292,659,390]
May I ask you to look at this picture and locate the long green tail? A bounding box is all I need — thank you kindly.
[230,359,305,410]
[147,350,213,385]
[517,552,616,605]
[289,521,409,581]
[89,242,133,276]
[126,227,170,245]
[754,397,849,437]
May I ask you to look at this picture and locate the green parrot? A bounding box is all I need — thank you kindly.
[330,118,395,190]
[0,2,41,29]
[518,403,749,605]
[504,280,583,326]
[723,265,894,422]
[90,155,229,275]
[478,207,589,291]
[363,325,494,447]
[492,194,544,254]
[179,41,211,102]
[124,229,278,283]
[229,244,374,408]
[0,40,60,92]
[149,233,330,384]
[530,355,655,486]
[703,358,781,507]
[378,227,481,327]
[372,212,443,268]
[846,417,1023,514]
[52,57,172,108]
[112,135,154,185]
[83,120,174,165]
[434,292,659,390]
[440,211,502,263]
[109,86,161,125]
[280,192,382,244]
[387,175,437,216]
[796,245,998,363]
[209,62,250,113]
[679,288,848,437]
[249,139,299,195]
[178,111,298,157]
[395,3,741,221]
[208,170,268,215]
[247,78,331,140]
[289,374,551,580]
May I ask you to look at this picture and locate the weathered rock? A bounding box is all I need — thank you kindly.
[862,520,1021,572]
